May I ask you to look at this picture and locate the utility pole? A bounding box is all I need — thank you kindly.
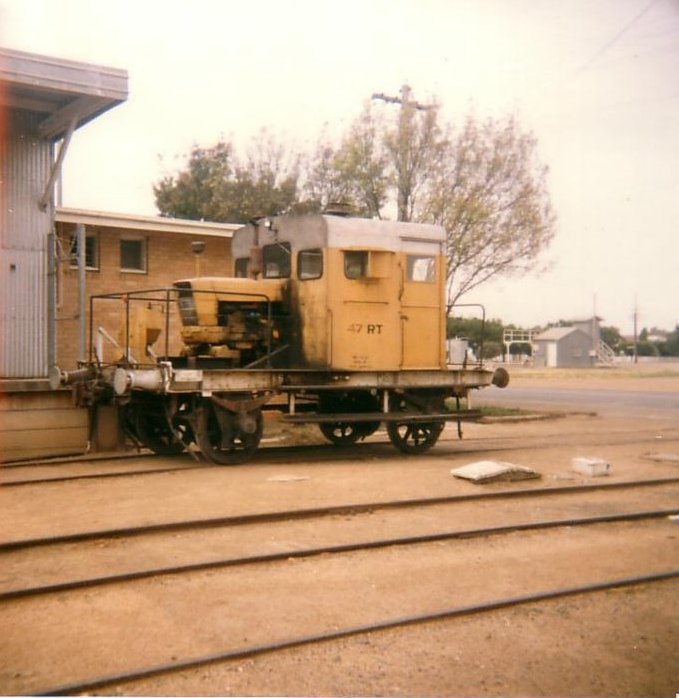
[371,84,433,113]
[633,297,638,364]
[371,85,435,221]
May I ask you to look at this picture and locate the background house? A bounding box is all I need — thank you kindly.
[533,326,594,368]
[533,316,613,368]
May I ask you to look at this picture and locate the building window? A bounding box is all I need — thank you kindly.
[69,232,99,270]
[120,237,147,273]
[406,255,435,282]
[262,242,291,278]
[298,249,323,280]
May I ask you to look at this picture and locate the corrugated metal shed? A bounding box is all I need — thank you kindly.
[0,48,128,379]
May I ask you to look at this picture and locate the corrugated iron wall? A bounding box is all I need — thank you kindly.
[1,110,52,378]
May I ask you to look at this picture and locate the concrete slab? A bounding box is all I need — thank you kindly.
[451,460,540,483]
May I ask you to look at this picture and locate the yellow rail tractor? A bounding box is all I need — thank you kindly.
[54,212,508,464]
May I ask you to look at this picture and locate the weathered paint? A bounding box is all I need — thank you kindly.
[230,215,448,372]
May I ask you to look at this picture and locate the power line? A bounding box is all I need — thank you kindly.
[575,0,661,74]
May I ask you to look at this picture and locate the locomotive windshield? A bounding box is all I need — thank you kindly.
[262,242,291,278]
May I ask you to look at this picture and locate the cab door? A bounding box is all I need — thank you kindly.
[328,249,401,371]
[400,251,445,369]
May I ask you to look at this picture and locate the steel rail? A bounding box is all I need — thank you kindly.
[0,464,205,488]
[3,427,678,487]
[5,422,678,473]
[2,507,677,602]
[34,570,679,697]
[2,477,679,553]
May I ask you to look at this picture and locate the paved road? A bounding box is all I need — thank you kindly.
[475,384,679,418]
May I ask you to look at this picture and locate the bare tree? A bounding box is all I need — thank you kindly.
[421,115,556,308]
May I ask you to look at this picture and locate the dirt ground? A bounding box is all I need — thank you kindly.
[1,365,679,696]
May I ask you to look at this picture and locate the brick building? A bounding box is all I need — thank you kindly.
[54,208,239,370]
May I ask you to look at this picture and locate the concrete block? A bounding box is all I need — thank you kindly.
[451,460,540,483]
[572,456,610,477]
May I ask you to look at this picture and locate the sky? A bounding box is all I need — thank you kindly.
[1,0,678,335]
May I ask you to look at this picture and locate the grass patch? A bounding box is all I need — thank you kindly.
[476,405,534,418]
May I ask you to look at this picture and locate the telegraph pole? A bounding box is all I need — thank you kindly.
[633,297,639,364]
[371,85,435,221]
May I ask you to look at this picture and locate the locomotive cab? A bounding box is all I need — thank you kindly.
[231,214,447,371]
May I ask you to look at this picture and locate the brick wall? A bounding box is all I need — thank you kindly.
[56,223,233,370]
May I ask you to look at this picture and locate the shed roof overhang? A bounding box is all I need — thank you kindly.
[0,47,128,140]
[55,207,240,238]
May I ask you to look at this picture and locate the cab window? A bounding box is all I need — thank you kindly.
[406,255,436,283]
[344,251,368,279]
[298,249,323,280]
[262,242,291,278]
[235,257,249,278]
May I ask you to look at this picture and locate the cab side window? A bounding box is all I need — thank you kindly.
[235,257,249,278]
[262,242,291,278]
[344,251,368,279]
[406,255,436,283]
[298,249,323,280]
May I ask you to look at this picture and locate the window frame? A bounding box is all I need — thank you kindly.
[69,231,99,271]
[120,236,148,274]
[235,257,249,278]
[406,254,436,283]
[297,248,323,280]
[262,242,291,279]
[344,250,369,279]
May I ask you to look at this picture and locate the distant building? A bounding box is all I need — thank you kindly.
[533,326,594,368]
[533,316,613,368]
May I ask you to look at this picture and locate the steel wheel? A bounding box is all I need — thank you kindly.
[196,401,262,465]
[386,420,444,454]
[132,404,186,456]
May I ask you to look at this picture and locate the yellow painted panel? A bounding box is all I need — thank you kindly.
[400,253,446,368]
[326,248,401,370]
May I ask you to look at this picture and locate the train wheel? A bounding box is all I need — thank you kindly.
[133,405,186,456]
[196,402,262,465]
[319,422,360,446]
[386,420,444,455]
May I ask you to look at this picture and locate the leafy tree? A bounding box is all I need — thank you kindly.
[310,89,555,307]
[425,115,556,308]
[446,316,505,358]
[154,87,556,307]
[663,325,679,356]
[635,340,659,357]
[154,132,300,223]
[600,326,627,354]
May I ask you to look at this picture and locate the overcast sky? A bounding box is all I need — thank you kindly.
[2,0,678,335]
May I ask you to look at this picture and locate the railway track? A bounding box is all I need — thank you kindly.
[2,505,677,601]
[3,414,679,696]
[3,476,679,551]
[35,571,679,697]
[3,421,679,487]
